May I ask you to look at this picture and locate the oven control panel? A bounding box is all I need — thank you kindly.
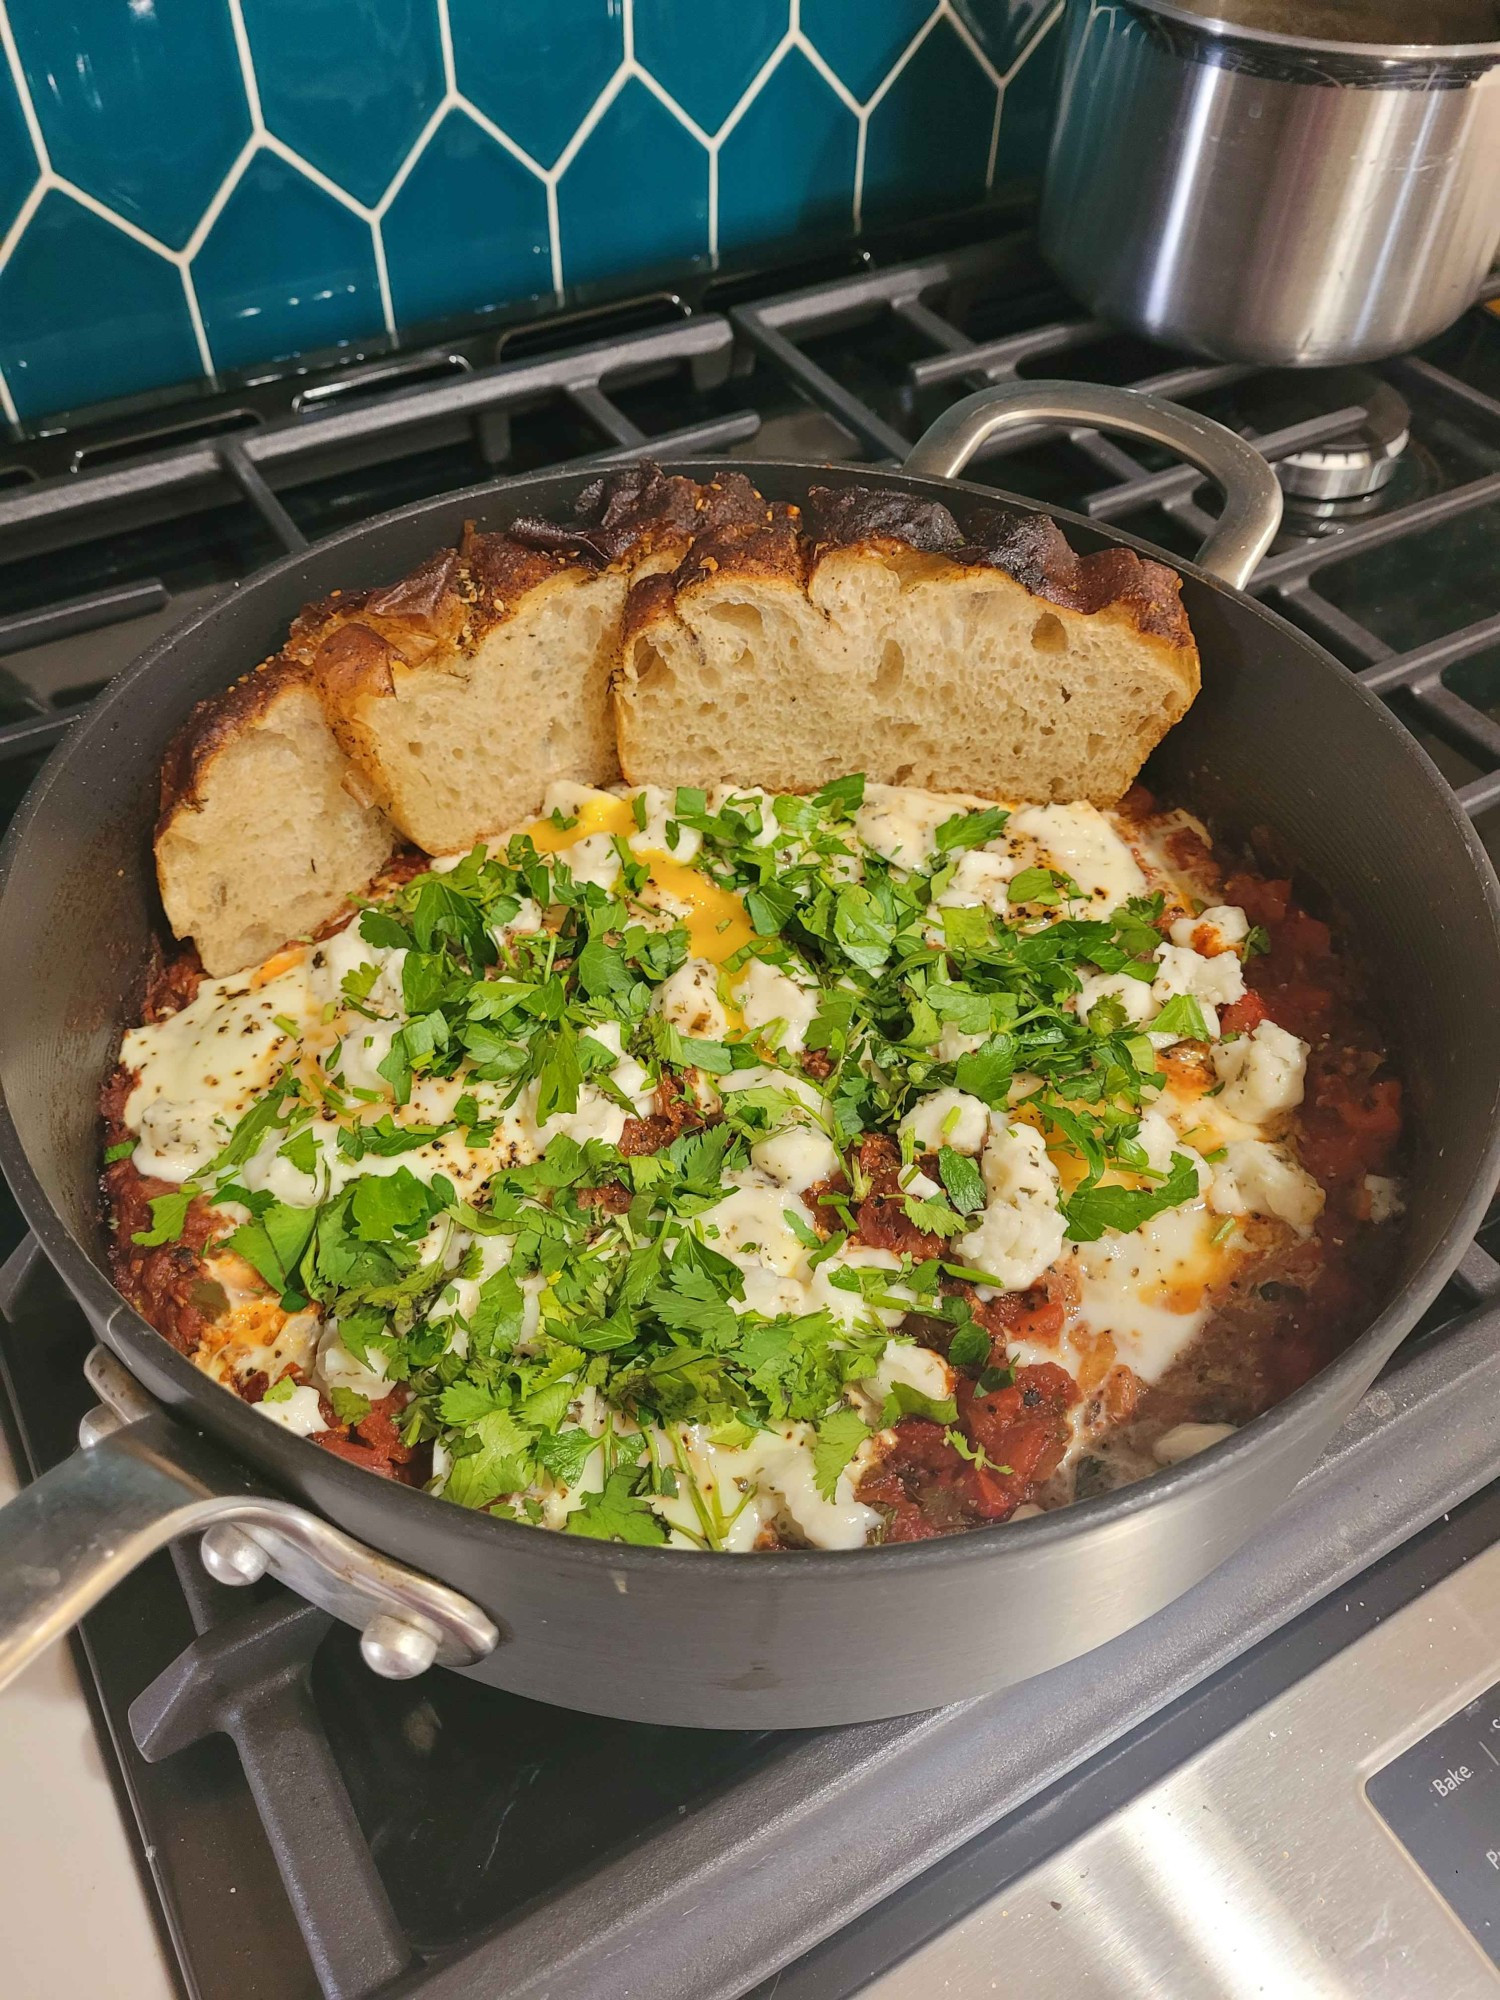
[1368,1685,1500,1969]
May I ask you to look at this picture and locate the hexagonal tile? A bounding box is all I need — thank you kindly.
[862,18,996,227]
[953,0,1057,74]
[634,0,786,135]
[238,0,445,207]
[800,0,932,104]
[449,0,623,170]
[192,150,382,372]
[0,59,38,244]
[992,10,1064,189]
[9,0,250,250]
[0,191,201,418]
[718,49,856,257]
[556,78,708,291]
[383,109,551,331]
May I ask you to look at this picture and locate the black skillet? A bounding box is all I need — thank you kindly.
[0,382,1495,1728]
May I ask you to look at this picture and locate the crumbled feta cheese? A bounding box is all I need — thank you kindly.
[1075,969,1156,1027]
[752,1121,840,1193]
[254,1384,328,1436]
[1211,1020,1307,1123]
[898,1087,990,1156]
[937,1022,985,1061]
[869,1339,955,1405]
[1364,1174,1405,1224]
[1152,942,1245,1030]
[935,849,1014,912]
[957,1118,1065,1290]
[561,832,623,891]
[1168,904,1249,953]
[1208,1139,1324,1236]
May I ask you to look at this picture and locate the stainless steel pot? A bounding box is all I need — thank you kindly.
[1040,0,1500,366]
[0,381,1496,1729]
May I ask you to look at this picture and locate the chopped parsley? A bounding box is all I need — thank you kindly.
[122,778,1257,1547]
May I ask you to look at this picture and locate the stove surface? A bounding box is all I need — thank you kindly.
[1,222,1499,2000]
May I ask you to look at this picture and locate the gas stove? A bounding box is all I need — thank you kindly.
[2,222,1500,2000]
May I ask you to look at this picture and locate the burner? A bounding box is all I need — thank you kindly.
[1276,372,1412,501]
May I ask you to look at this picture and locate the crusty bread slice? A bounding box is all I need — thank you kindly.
[309,555,627,857]
[304,467,777,856]
[613,485,1199,806]
[156,659,395,977]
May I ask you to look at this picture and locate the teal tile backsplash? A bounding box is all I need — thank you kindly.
[0,0,1061,423]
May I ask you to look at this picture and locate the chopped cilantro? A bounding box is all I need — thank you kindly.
[811,1408,871,1500]
[131,1189,193,1246]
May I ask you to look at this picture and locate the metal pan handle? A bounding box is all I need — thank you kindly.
[903,380,1283,591]
[0,1344,498,1697]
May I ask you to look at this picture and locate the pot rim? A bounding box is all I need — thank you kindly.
[1133,0,1500,64]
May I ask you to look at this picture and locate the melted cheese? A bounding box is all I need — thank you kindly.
[1008,802,1147,910]
[1069,1196,1239,1384]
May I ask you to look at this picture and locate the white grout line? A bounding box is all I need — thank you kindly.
[258,131,376,219]
[373,94,454,216]
[180,133,259,260]
[621,0,634,66]
[452,94,550,182]
[549,64,630,179]
[793,31,862,118]
[435,0,457,95]
[862,5,944,117]
[0,0,50,172]
[986,79,1004,190]
[0,171,44,275]
[1004,0,1065,84]
[544,176,563,298]
[631,63,713,150]
[943,0,1003,87]
[712,29,795,146]
[224,0,264,131]
[178,261,214,378]
[50,177,178,260]
[371,213,395,336]
[0,363,17,426]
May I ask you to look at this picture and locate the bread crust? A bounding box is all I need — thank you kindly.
[802,485,1195,649]
[157,654,316,835]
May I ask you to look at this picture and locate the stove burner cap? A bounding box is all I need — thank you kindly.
[1276,375,1411,502]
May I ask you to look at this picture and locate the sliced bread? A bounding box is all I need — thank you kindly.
[612,484,1199,805]
[155,658,395,977]
[304,467,775,855]
[153,465,1203,976]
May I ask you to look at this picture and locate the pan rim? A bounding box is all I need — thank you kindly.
[3,455,1498,1578]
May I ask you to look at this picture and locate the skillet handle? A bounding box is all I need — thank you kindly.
[902,379,1283,591]
[0,1350,499,1698]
